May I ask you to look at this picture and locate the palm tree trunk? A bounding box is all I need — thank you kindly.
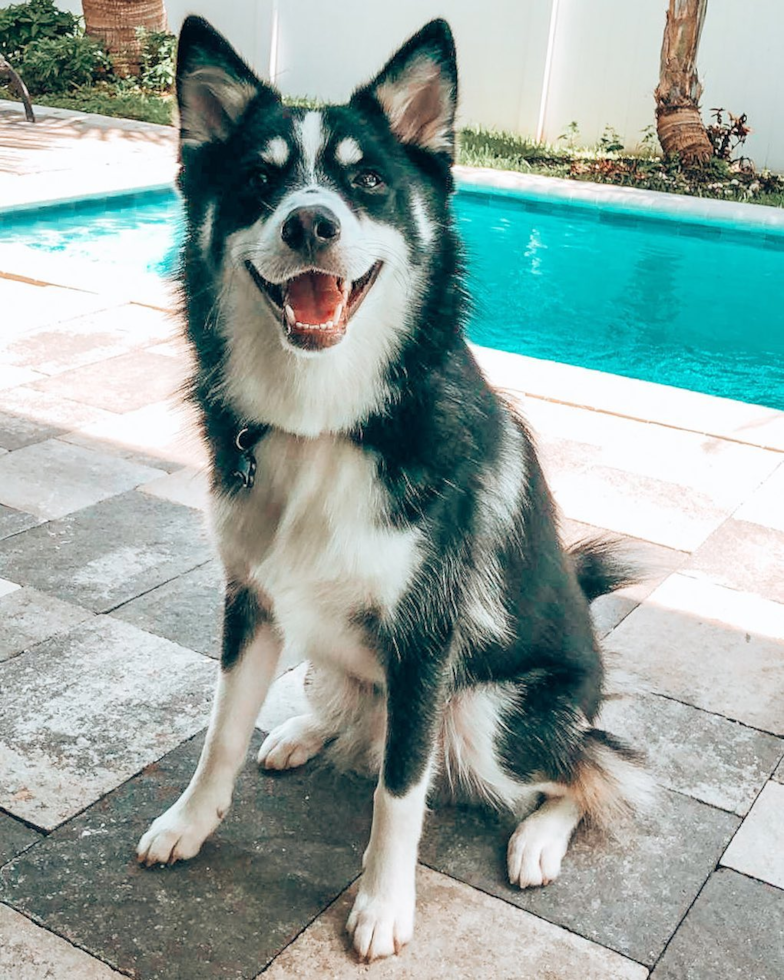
[82,0,167,77]
[655,0,713,165]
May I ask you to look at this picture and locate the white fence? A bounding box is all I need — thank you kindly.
[60,0,784,170]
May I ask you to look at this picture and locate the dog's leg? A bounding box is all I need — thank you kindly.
[507,729,651,888]
[137,584,280,866]
[346,655,445,962]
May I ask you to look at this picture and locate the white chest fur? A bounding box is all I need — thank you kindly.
[211,431,422,682]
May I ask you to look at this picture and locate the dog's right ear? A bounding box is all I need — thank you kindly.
[176,16,278,148]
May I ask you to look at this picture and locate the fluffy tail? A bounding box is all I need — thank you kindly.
[567,536,641,602]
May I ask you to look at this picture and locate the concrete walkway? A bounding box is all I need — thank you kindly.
[0,105,782,980]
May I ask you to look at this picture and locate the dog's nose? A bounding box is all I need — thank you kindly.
[281,206,341,252]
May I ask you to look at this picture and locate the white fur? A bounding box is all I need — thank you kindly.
[220,211,418,436]
[441,684,535,810]
[295,111,324,181]
[137,626,281,865]
[260,136,290,167]
[211,432,423,680]
[335,137,363,165]
[258,713,326,769]
[507,795,582,888]
[411,192,434,246]
[347,767,432,960]
[200,202,215,257]
[456,414,525,652]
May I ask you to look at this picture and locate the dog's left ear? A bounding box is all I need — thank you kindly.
[354,19,458,159]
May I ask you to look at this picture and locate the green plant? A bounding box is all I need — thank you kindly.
[557,120,580,149]
[0,0,78,59]
[596,125,624,154]
[137,27,176,92]
[639,125,660,155]
[19,33,112,93]
[706,107,752,161]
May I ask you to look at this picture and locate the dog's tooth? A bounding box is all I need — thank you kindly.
[325,320,333,329]
[334,303,343,323]
[296,321,306,328]
[285,304,296,326]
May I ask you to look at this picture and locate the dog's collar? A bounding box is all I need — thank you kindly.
[232,425,266,489]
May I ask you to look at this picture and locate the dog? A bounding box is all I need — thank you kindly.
[137,16,650,961]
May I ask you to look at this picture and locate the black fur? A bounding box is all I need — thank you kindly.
[221,583,267,670]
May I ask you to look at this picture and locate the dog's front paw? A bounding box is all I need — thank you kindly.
[136,800,224,867]
[346,885,415,961]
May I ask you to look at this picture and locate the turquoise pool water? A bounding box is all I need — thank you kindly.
[3,187,783,410]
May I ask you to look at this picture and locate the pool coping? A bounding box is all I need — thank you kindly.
[1,105,782,452]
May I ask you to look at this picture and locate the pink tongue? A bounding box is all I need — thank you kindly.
[287,272,342,325]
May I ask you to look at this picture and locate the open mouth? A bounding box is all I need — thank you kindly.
[245,261,383,351]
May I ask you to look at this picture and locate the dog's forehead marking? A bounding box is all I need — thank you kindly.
[335,137,363,166]
[295,111,325,181]
[260,137,290,167]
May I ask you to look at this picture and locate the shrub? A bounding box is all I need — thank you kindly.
[0,0,78,59]
[19,33,112,94]
[137,27,176,92]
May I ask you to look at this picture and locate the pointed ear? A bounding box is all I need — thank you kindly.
[176,16,277,148]
[353,19,458,159]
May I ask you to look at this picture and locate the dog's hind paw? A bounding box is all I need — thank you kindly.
[257,714,326,770]
[507,796,581,888]
[346,888,414,962]
[136,800,223,867]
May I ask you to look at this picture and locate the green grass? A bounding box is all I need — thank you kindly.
[3,86,782,207]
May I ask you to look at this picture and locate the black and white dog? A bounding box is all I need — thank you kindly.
[138,16,649,961]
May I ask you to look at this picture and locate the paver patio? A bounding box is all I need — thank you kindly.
[0,102,782,979]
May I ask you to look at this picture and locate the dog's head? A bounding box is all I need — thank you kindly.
[177,17,458,367]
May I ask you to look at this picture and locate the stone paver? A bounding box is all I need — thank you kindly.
[684,518,784,604]
[0,577,19,597]
[263,867,649,980]
[0,490,211,612]
[0,409,63,450]
[140,465,210,510]
[608,574,784,735]
[0,503,40,542]
[0,732,374,980]
[30,349,188,414]
[62,398,207,472]
[0,385,116,434]
[734,460,784,532]
[420,789,739,966]
[530,399,781,550]
[111,560,224,657]
[0,814,41,867]
[720,781,784,887]
[0,303,177,376]
[0,903,127,979]
[0,364,43,389]
[0,587,93,662]
[650,869,784,980]
[600,693,783,815]
[0,616,215,828]
[0,438,164,519]
[774,757,784,783]
[0,277,116,333]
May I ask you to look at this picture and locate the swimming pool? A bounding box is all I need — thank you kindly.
[2,185,783,410]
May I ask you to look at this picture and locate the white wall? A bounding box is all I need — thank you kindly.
[59,1,784,170]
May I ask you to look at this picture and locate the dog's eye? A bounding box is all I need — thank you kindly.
[250,168,270,191]
[353,170,384,191]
